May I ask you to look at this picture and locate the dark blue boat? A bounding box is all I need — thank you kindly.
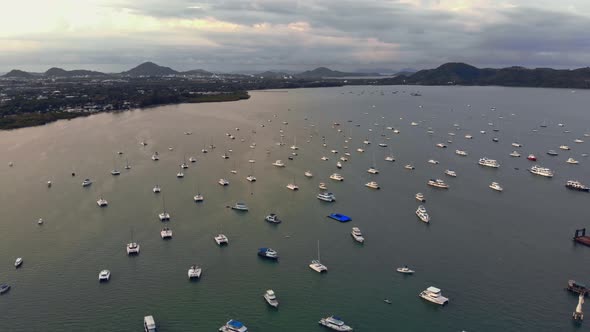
[328,213,351,222]
[0,284,10,294]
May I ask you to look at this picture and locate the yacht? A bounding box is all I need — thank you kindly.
[379,143,388,147]
[405,164,415,170]
[509,151,521,157]
[512,142,522,147]
[351,227,365,243]
[126,242,140,255]
[363,139,371,144]
[566,180,590,192]
[193,193,204,202]
[529,165,554,177]
[427,179,449,189]
[356,148,364,153]
[144,316,156,332]
[547,150,559,156]
[37,218,44,225]
[231,202,249,211]
[189,157,197,163]
[272,160,285,167]
[319,182,328,190]
[98,269,110,282]
[265,213,282,224]
[330,173,344,181]
[415,193,425,202]
[465,134,473,139]
[246,175,256,182]
[97,198,108,207]
[188,265,202,279]
[160,227,173,239]
[336,161,342,169]
[317,192,336,202]
[264,290,279,308]
[478,157,500,168]
[411,122,419,126]
[428,159,439,165]
[489,182,503,192]
[82,179,92,187]
[321,156,329,161]
[444,169,457,177]
[215,234,229,245]
[318,316,353,331]
[367,167,379,174]
[111,169,121,176]
[396,266,415,274]
[219,320,248,332]
[286,182,299,190]
[151,153,159,161]
[309,241,328,273]
[15,257,23,268]
[158,212,170,221]
[492,137,499,142]
[416,205,430,223]
[574,139,584,143]
[527,154,537,161]
[566,157,579,164]
[385,155,395,162]
[258,248,279,259]
[365,181,380,189]
[455,150,468,156]
[218,178,230,186]
[304,171,313,178]
[436,143,447,148]
[419,286,449,305]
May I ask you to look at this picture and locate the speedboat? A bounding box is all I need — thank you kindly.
[158,212,170,221]
[304,171,313,178]
[363,139,371,145]
[97,198,108,207]
[98,269,111,281]
[560,145,571,150]
[566,180,590,192]
[492,137,499,142]
[489,182,503,192]
[180,163,189,169]
[152,185,161,193]
[428,159,439,165]
[230,169,237,174]
[193,193,204,202]
[15,257,23,268]
[231,202,249,211]
[340,156,348,162]
[219,319,248,332]
[455,150,467,156]
[246,174,257,182]
[126,242,140,255]
[317,192,336,202]
[82,179,92,187]
[379,143,388,147]
[444,169,457,177]
[365,181,380,189]
[188,265,202,279]
[416,205,430,223]
[218,178,230,186]
[527,154,537,161]
[160,227,172,239]
[396,266,415,274]
[258,248,279,259]
[272,160,285,167]
[385,155,395,162]
[405,164,415,170]
[264,289,279,308]
[367,167,379,174]
[286,182,299,190]
[510,151,521,157]
[574,139,584,143]
[419,286,449,305]
[427,179,449,189]
[319,182,328,190]
[330,173,344,181]
[215,234,229,245]
[528,165,554,177]
[0,284,10,294]
[465,134,473,139]
[351,227,365,243]
[478,157,500,168]
[566,157,579,164]
[265,213,282,224]
[318,316,353,331]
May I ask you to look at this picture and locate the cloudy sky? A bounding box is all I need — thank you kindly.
[1,0,589,72]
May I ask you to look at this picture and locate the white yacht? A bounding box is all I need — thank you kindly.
[385,155,395,162]
[98,269,111,282]
[180,162,189,169]
[144,315,156,332]
[419,286,449,305]
[317,192,336,202]
[427,179,449,189]
[15,257,23,268]
[265,213,282,224]
[567,157,579,164]
[444,169,457,177]
[560,145,571,150]
[365,181,380,189]
[336,161,342,169]
[126,242,140,255]
[111,169,121,176]
[415,193,425,202]
[215,234,229,245]
[304,171,313,178]
[318,316,353,331]
[509,151,521,157]
[264,290,279,308]
[379,143,388,147]
[405,164,415,170]
[97,198,108,207]
[330,173,344,181]
[219,320,248,332]
[428,159,439,165]
[176,170,184,178]
[528,165,554,177]
[158,212,170,221]
[246,175,256,182]
[396,266,415,274]
[82,179,92,187]
[188,265,202,279]
[286,182,299,191]
[222,153,229,159]
[152,185,161,193]
[351,227,365,243]
[193,193,204,202]
[319,182,328,190]
[37,218,44,225]
[160,227,172,239]
[363,139,371,144]
[272,160,285,167]
[367,167,379,174]
[340,156,348,162]
[455,149,468,156]
[574,139,584,143]
[219,178,230,186]
[489,182,503,192]
[331,149,338,154]
[416,205,430,223]
[478,157,500,168]
[411,122,418,126]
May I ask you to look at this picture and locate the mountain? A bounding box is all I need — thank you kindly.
[45,67,107,77]
[296,67,380,78]
[181,69,213,76]
[121,62,178,76]
[2,69,34,78]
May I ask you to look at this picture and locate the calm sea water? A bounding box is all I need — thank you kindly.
[0,86,589,332]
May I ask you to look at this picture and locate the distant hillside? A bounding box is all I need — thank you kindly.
[121,62,178,76]
[181,69,213,76]
[45,67,107,77]
[3,69,34,78]
[296,67,380,78]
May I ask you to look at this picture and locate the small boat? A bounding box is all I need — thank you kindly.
[160,227,173,239]
[176,171,184,178]
[153,185,161,193]
[218,178,230,186]
[304,171,313,178]
[272,160,285,167]
[365,181,380,189]
[264,289,279,308]
[246,175,256,182]
[527,154,537,161]
[385,155,395,162]
[0,284,10,295]
[436,143,447,148]
[189,157,197,163]
[151,153,159,161]
[82,179,92,187]
[37,218,44,225]
[405,164,415,170]
[222,153,229,159]
[351,227,365,243]
[317,192,336,202]
[231,202,249,211]
[574,139,584,143]
[97,198,108,207]
[465,134,473,139]
[356,148,364,153]
[396,266,415,274]
[427,179,449,189]
[258,248,279,259]
[416,205,430,223]
[158,212,170,221]
[444,169,457,177]
[510,151,521,157]
[367,167,379,174]
[428,159,439,165]
[512,142,522,147]
[489,182,503,192]
[340,156,348,162]
[110,169,121,176]
[455,150,468,156]
[328,213,351,222]
[379,143,388,147]
[319,182,328,190]
[14,257,23,268]
[126,242,140,255]
[47,180,52,187]
[98,269,111,281]
[144,316,156,332]
[415,193,425,202]
[331,149,338,154]
[180,163,189,169]
[219,319,248,332]
[188,265,202,279]
[560,145,571,150]
[566,157,579,164]
[336,161,342,169]
[215,234,229,245]
[193,193,204,202]
[419,286,449,305]
[329,173,344,181]
[265,213,282,224]
[547,150,559,156]
[318,316,353,331]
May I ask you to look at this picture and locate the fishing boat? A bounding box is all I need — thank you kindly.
[455,150,468,156]
[405,164,415,170]
[304,171,313,178]
[152,185,161,193]
[444,169,457,177]
[319,182,328,190]
[0,284,10,295]
[97,197,108,207]
[428,159,439,165]
[527,154,537,161]
[151,152,159,161]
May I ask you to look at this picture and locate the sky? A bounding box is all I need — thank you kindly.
[0,0,589,73]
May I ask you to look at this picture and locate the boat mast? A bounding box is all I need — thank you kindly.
[317,240,321,262]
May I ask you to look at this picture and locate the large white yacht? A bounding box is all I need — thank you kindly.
[419,286,449,305]
[365,181,380,189]
[264,289,279,308]
[97,197,108,207]
[351,227,365,243]
[215,234,229,245]
[329,173,344,181]
[126,242,140,255]
[188,265,202,279]
[427,179,449,189]
[528,165,554,177]
[478,157,500,168]
[317,192,336,202]
[416,205,430,223]
[272,160,285,167]
[160,227,173,239]
[318,316,353,331]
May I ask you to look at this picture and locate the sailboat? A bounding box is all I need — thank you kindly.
[181,155,189,169]
[287,176,299,190]
[367,149,379,174]
[230,159,238,174]
[309,240,327,273]
[124,158,131,170]
[246,160,256,182]
[126,228,140,255]
[214,221,228,245]
[111,156,121,175]
[290,136,299,150]
[193,179,204,202]
[158,194,171,221]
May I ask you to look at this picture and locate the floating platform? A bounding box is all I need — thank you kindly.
[574,228,590,246]
[567,280,589,296]
[328,213,352,222]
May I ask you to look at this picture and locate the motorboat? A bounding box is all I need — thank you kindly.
[427,179,449,189]
[15,257,23,268]
[405,164,415,170]
[478,157,500,168]
[82,179,92,187]
[336,161,342,169]
[158,212,170,221]
[528,165,554,177]
[264,289,279,308]
[126,242,140,255]
[428,159,439,165]
[219,178,230,186]
[328,213,352,222]
[37,218,44,225]
[356,148,364,153]
[151,153,159,161]
[98,269,111,281]
[193,193,204,202]
[512,142,522,147]
[188,265,202,279]
[152,185,161,193]
[258,248,279,259]
[367,167,379,174]
[265,213,282,224]
[396,266,415,274]
[385,155,395,162]
[318,316,353,331]
[560,145,571,150]
[455,150,468,156]
[215,234,229,245]
[310,241,328,273]
[566,180,590,192]
[219,320,248,332]
[574,139,584,143]
[510,151,521,157]
[436,143,447,148]
[331,149,338,154]
[304,171,313,178]
[272,160,285,167]
[180,163,189,169]
[321,156,329,161]
[363,139,371,145]
[340,156,348,162]
[465,134,473,139]
[111,169,121,176]
[97,198,108,207]
[379,143,388,147]
[286,182,299,190]
[317,192,336,202]
[566,158,579,164]
[492,137,499,142]
[419,286,449,305]
[489,182,503,191]
[330,173,344,181]
[246,174,257,182]
[415,193,425,202]
[351,227,365,243]
[444,169,457,177]
[319,182,328,190]
[416,205,430,223]
[365,181,380,189]
[527,154,537,161]
[0,284,10,294]
[222,153,229,159]
[547,150,559,156]
[231,202,249,211]
[160,227,172,239]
